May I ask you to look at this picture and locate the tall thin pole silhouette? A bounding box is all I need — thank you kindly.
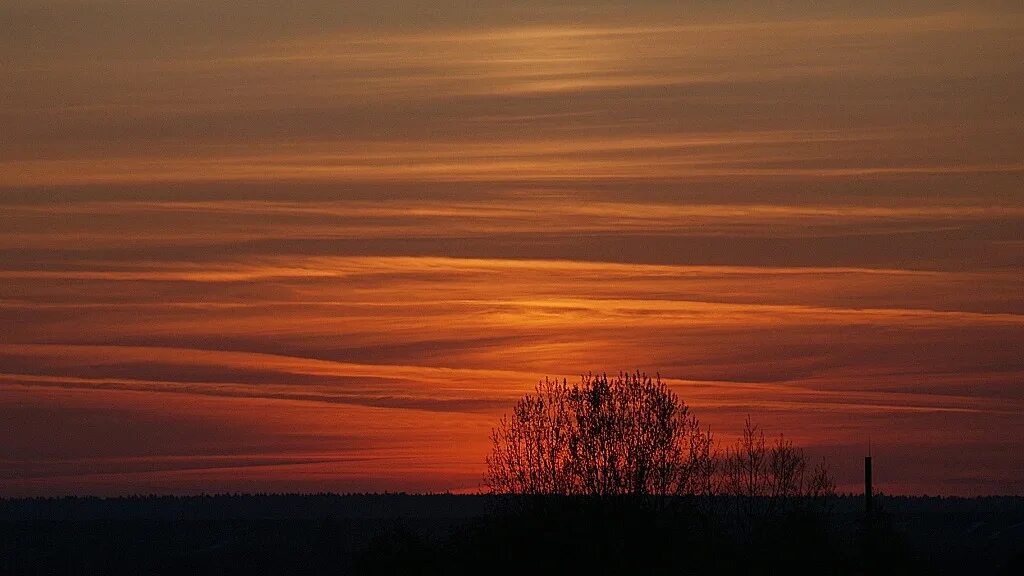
[865,439,873,517]
[864,442,875,573]
[865,455,873,516]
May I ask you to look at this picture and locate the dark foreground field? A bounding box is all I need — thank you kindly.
[2,494,1022,575]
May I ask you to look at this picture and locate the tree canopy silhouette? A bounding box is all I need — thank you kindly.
[486,371,834,503]
[485,372,715,496]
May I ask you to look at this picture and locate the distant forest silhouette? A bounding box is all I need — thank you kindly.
[3,494,1023,575]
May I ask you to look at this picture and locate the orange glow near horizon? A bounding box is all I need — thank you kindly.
[2,2,1023,496]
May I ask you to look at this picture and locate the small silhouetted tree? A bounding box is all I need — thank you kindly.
[486,372,716,497]
[722,416,835,520]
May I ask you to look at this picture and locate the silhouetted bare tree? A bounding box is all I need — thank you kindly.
[722,416,835,518]
[488,375,835,506]
[486,372,716,497]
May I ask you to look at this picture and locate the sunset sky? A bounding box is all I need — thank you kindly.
[2,1,1023,496]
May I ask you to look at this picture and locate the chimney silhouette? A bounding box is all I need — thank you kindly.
[864,445,873,516]
[864,447,876,573]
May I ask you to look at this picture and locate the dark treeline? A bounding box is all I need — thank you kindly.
[0,493,491,522]
[2,494,1023,575]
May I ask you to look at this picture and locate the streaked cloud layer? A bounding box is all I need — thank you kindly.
[2,1,1022,495]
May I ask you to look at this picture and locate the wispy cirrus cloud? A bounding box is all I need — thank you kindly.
[2,1,1023,496]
